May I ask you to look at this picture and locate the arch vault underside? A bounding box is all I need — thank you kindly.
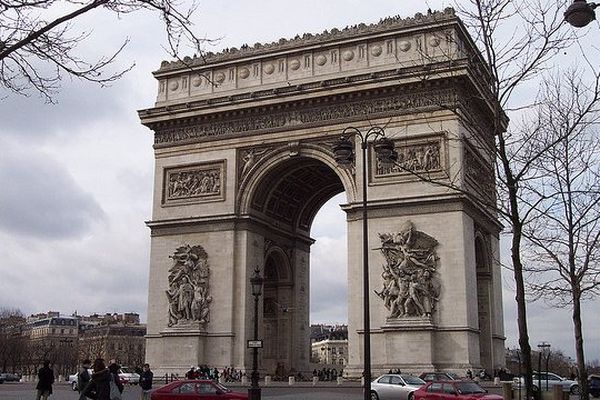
[139,8,506,377]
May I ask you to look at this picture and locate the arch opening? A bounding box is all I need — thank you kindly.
[248,156,349,375]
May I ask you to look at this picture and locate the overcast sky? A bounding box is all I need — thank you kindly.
[1,0,599,363]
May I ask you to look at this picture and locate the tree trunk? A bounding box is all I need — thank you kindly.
[573,292,589,400]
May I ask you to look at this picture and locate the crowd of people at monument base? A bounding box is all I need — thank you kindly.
[312,367,344,381]
[184,365,243,382]
[34,358,154,400]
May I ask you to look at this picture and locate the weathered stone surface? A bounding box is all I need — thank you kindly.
[140,8,504,378]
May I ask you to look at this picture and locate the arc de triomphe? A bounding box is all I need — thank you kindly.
[139,8,505,377]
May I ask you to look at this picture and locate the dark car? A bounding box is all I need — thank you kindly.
[150,380,248,400]
[413,380,503,400]
[419,372,460,382]
[589,375,600,398]
[0,373,20,382]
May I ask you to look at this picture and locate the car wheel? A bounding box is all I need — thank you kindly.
[370,391,379,400]
[72,381,78,391]
[408,393,414,400]
[570,385,580,395]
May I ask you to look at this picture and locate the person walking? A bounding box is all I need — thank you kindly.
[78,359,92,400]
[36,360,54,400]
[139,364,153,400]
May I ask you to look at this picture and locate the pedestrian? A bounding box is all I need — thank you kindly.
[78,359,92,399]
[185,366,195,379]
[36,360,54,400]
[139,363,153,400]
[467,369,473,379]
[108,360,124,397]
[82,358,113,400]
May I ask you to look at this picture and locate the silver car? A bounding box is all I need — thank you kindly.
[513,372,579,394]
[371,374,426,400]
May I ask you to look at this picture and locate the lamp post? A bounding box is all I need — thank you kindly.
[537,342,551,393]
[332,127,396,400]
[565,0,598,27]
[248,266,264,400]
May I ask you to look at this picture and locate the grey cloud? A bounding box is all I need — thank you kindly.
[0,148,105,239]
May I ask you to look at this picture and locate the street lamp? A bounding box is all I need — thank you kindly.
[248,266,264,400]
[565,0,598,27]
[537,342,551,394]
[332,127,396,400]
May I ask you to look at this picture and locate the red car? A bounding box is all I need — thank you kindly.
[413,381,502,400]
[150,380,248,400]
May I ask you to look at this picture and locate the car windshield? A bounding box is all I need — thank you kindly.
[120,368,132,373]
[447,373,460,380]
[403,375,426,385]
[457,382,486,394]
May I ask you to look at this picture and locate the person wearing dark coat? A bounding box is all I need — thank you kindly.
[36,360,54,400]
[82,358,119,400]
[139,363,153,400]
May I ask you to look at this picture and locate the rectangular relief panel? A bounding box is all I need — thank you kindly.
[162,160,226,206]
[371,133,446,184]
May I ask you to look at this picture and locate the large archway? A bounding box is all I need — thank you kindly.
[140,9,506,377]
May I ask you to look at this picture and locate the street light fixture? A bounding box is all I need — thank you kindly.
[332,126,396,400]
[248,266,264,400]
[565,0,598,27]
[537,342,551,393]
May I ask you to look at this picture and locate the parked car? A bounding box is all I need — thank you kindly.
[0,375,4,384]
[589,374,600,398]
[0,372,20,382]
[68,369,93,391]
[118,367,140,385]
[513,372,579,394]
[419,372,460,382]
[414,380,503,400]
[150,380,248,400]
[370,374,427,400]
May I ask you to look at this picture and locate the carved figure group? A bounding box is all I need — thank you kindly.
[167,169,220,200]
[375,221,441,318]
[166,245,212,327]
[377,142,441,175]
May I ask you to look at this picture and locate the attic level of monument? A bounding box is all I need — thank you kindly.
[140,8,495,122]
[156,8,460,72]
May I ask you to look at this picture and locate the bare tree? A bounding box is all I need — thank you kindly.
[0,0,207,102]
[386,2,580,397]
[519,67,600,400]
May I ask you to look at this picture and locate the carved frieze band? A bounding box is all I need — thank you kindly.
[464,146,495,201]
[163,161,225,206]
[153,88,457,146]
[375,221,441,320]
[166,245,212,327]
[375,136,444,178]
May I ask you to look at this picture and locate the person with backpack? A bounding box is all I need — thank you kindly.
[78,359,92,399]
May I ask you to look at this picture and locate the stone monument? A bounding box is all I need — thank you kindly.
[139,8,505,377]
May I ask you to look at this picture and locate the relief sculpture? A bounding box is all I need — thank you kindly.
[166,245,212,327]
[376,141,441,175]
[375,221,441,318]
[167,168,221,200]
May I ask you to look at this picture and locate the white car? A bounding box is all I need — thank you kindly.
[513,372,579,394]
[370,374,426,400]
[118,367,140,385]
